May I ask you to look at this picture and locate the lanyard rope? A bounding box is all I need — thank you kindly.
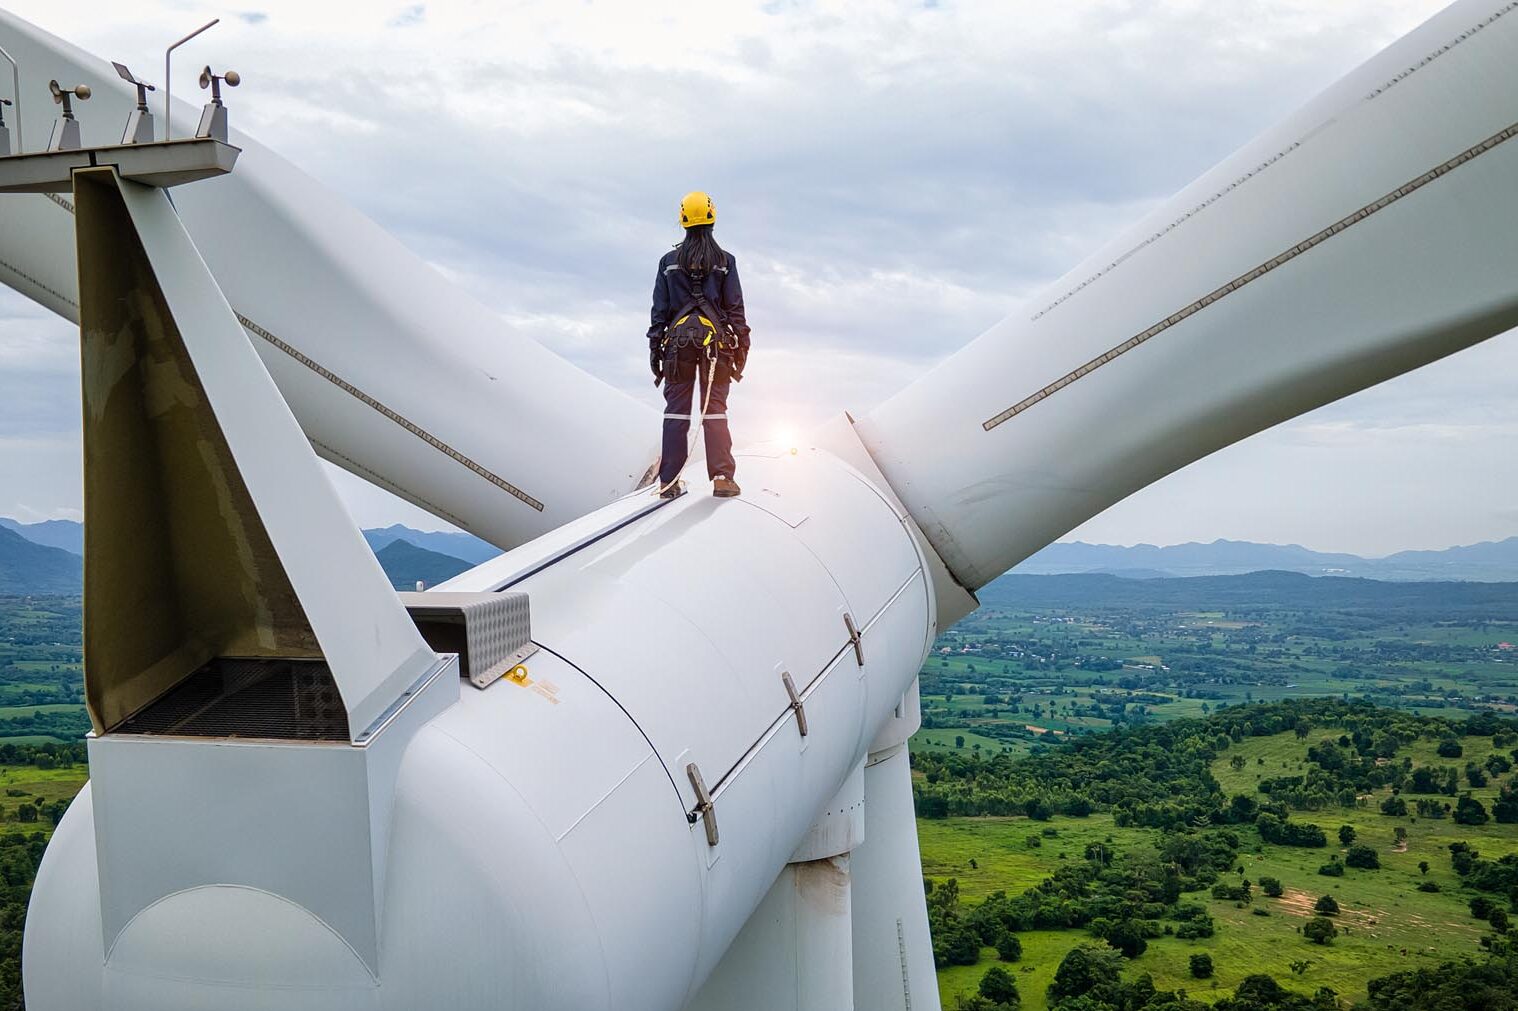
[657,348,720,497]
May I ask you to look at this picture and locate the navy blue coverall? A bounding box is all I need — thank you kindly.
[647,249,751,487]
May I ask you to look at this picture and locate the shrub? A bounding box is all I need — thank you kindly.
[1338,825,1356,845]
[1048,945,1124,1001]
[1416,798,1449,819]
[1175,916,1216,940]
[1454,795,1490,826]
[1437,739,1464,759]
[995,931,1022,962]
[1450,842,1478,876]
[978,965,1019,1006]
[1318,859,1345,877]
[1495,787,1518,824]
[1304,917,1339,945]
[1345,845,1381,870]
[1211,881,1252,903]
[1190,953,1214,979]
[1417,880,1441,893]
[1102,919,1148,959]
[1239,975,1296,1001]
[1490,908,1511,933]
[932,917,981,968]
[1257,812,1328,848]
[1380,796,1408,816]
[1315,894,1340,915]
[1259,876,1284,898]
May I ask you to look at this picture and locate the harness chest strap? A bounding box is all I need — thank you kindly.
[663,266,736,352]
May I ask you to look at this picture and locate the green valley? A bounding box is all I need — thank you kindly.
[913,572,1518,1010]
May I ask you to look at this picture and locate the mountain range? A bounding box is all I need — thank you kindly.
[0,526,82,594]
[1011,536,1518,582]
[981,568,1518,618]
[0,518,83,557]
[0,519,497,595]
[7,517,1518,593]
[360,524,500,565]
[374,539,475,590]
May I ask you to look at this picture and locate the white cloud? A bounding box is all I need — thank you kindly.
[4,0,1514,554]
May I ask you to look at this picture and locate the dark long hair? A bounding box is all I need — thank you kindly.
[677,224,726,275]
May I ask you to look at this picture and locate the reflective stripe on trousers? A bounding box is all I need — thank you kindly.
[660,365,735,485]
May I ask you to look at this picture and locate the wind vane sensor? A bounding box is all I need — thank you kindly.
[111,62,156,144]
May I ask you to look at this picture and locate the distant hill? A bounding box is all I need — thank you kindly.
[0,518,83,557]
[360,525,500,564]
[8,513,1517,582]
[0,517,499,567]
[0,527,82,594]
[980,569,1518,619]
[1012,536,1518,581]
[375,539,472,590]
[0,515,472,594]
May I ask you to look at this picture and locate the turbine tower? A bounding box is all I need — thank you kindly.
[1,2,1516,1008]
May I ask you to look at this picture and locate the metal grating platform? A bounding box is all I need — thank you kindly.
[113,657,350,741]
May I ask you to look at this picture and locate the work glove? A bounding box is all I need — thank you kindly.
[731,345,748,382]
[650,345,664,385]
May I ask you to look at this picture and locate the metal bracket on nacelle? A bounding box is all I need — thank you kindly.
[843,612,864,666]
[780,670,808,737]
[398,590,536,689]
[687,763,719,847]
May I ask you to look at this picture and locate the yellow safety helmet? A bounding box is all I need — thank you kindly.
[679,191,715,229]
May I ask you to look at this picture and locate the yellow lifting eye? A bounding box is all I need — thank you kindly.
[505,665,530,683]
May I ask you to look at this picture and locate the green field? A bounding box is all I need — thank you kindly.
[0,762,88,829]
[914,575,1518,765]
[914,728,1022,754]
[919,720,1518,1008]
[913,575,1518,1009]
[3,582,1518,1009]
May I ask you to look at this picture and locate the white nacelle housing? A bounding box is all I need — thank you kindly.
[24,449,937,1010]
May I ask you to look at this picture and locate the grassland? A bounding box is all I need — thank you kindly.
[914,574,1518,766]
[0,596,87,741]
[921,724,1518,1008]
[0,762,88,831]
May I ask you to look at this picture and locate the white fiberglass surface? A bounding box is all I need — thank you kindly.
[859,0,1518,590]
[425,647,662,837]
[507,453,920,805]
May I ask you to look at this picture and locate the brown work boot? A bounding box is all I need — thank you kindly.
[712,476,741,498]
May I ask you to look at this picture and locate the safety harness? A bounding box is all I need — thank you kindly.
[656,266,738,497]
[662,266,737,360]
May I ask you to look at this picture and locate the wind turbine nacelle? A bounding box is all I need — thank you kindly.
[25,447,937,1010]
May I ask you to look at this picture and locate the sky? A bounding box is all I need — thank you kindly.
[1,0,1513,557]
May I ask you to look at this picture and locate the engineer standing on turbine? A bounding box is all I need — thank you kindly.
[648,191,751,499]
